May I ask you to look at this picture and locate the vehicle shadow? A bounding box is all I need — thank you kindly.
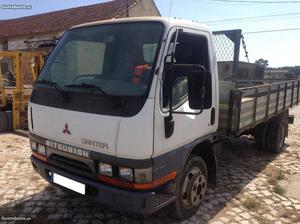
[0,131,28,137]
[0,136,281,224]
[0,132,12,136]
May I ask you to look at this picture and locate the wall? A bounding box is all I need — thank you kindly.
[264,70,290,80]
[6,31,63,51]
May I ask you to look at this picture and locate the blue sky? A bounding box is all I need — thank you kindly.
[0,0,299,67]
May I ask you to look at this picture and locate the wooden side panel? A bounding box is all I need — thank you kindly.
[219,80,300,135]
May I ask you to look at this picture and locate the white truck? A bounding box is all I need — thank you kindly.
[28,17,299,219]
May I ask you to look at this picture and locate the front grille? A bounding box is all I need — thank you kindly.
[49,154,95,179]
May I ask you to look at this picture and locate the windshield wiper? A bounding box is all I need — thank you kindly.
[65,83,124,109]
[36,79,69,101]
[64,83,107,95]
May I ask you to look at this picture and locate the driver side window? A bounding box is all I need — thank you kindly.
[50,41,105,85]
[163,32,210,109]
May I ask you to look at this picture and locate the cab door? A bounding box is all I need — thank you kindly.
[153,27,218,157]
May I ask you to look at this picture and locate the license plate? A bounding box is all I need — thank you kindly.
[53,173,86,195]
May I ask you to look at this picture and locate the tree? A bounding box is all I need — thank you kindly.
[255,58,269,69]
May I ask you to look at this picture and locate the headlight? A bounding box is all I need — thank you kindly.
[119,167,133,181]
[99,162,113,177]
[134,167,152,183]
[30,140,37,151]
[37,144,47,156]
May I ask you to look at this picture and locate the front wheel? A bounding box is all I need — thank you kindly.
[171,156,208,220]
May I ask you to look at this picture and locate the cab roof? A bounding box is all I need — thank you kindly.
[70,17,211,34]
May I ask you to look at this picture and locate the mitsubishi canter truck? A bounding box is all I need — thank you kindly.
[29,17,299,219]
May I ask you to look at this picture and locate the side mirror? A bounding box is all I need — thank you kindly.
[188,69,211,110]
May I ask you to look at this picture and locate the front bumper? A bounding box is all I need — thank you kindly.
[31,156,175,214]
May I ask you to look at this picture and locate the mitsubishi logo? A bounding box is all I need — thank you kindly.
[62,123,71,135]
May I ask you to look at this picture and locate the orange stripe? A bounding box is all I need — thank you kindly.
[32,152,48,162]
[97,171,177,190]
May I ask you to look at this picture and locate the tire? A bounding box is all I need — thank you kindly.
[266,117,286,154]
[171,156,208,220]
[5,111,13,131]
[0,111,8,132]
[255,122,268,150]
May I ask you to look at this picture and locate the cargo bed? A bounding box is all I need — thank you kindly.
[219,80,300,136]
[212,29,300,136]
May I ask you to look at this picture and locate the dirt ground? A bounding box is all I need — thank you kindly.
[0,107,300,224]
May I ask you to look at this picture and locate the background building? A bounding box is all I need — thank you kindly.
[264,69,296,80]
[0,0,160,51]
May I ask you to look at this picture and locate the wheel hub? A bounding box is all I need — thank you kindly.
[182,167,207,208]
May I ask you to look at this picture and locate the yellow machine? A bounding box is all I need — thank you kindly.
[0,51,45,131]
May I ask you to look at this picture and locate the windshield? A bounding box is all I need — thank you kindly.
[38,22,164,96]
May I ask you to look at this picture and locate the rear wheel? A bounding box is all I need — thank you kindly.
[266,117,286,154]
[5,111,13,131]
[171,156,208,220]
[0,111,8,132]
[255,122,268,150]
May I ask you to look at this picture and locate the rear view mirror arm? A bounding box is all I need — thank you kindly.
[164,29,182,139]
[172,109,203,115]
[173,64,205,71]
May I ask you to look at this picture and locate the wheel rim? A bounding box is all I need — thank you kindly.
[181,167,207,208]
[278,124,285,150]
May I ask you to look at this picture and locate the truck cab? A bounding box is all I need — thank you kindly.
[29,17,220,219]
